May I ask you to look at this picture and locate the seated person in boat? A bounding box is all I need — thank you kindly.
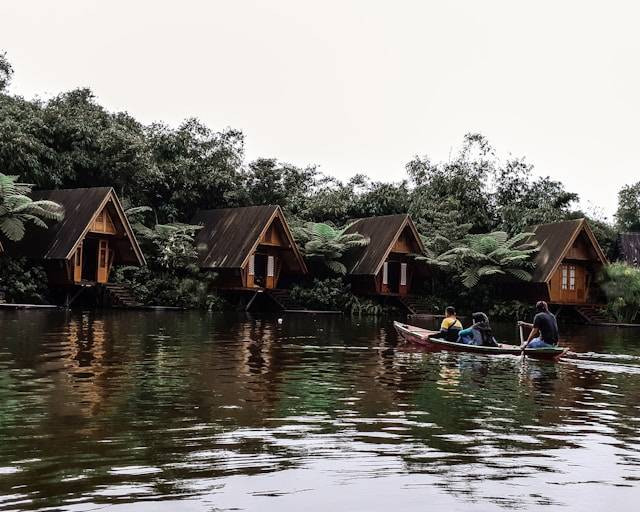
[518,301,559,349]
[457,312,499,347]
[431,306,462,342]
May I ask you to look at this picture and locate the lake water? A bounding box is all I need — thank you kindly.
[1,311,639,511]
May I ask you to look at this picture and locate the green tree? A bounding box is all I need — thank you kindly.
[244,158,320,215]
[600,263,640,323]
[292,221,369,274]
[0,51,13,91]
[0,173,63,242]
[615,182,640,232]
[445,231,538,288]
[407,133,498,233]
[493,158,578,233]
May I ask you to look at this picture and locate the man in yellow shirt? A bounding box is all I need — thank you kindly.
[433,306,463,342]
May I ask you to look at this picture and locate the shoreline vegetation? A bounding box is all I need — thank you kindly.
[2,51,640,322]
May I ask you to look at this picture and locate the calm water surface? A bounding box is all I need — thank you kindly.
[1,311,639,511]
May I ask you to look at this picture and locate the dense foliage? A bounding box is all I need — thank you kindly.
[0,256,48,303]
[599,263,640,323]
[290,278,353,312]
[0,173,63,243]
[0,51,635,313]
[292,221,369,275]
[113,208,224,309]
[616,182,640,233]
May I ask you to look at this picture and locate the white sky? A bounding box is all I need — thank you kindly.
[2,0,639,220]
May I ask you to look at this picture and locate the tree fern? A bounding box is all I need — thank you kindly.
[0,173,64,242]
[293,220,369,274]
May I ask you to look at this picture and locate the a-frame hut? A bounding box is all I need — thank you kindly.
[526,218,608,304]
[192,205,307,290]
[343,214,426,296]
[3,187,145,285]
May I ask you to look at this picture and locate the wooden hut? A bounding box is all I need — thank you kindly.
[343,214,426,296]
[192,205,307,290]
[616,233,640,267]
[3,187,145,286]
[525,218,608,304]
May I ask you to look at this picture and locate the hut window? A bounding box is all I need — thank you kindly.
[400,263,407,286]
[382,262,388,285]
[569,265,576,290]
[248,254,255,276]
[561,266,568,290]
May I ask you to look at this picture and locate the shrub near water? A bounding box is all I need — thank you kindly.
[600,263,640,323]
[0,256,48,303]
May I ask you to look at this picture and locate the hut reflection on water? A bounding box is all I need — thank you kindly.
[0,311,639,511]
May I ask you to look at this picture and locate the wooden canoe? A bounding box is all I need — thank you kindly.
[393,321,567,361]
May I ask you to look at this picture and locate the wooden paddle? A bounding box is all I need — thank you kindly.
[518,322,529,360]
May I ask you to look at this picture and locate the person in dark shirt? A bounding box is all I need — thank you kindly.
[518,301,559,349]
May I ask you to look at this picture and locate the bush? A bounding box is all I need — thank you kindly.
[0,256,49,303]
[290,278,352,311]
[112,266,224,310]
[599,263,640,323]
[489,300,530,322]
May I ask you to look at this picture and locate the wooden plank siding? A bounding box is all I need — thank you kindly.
[343,214,426,296]
[522,218,608,305]
[2,188,144,286]
[192,205,307,291]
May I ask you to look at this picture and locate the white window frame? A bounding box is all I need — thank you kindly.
[561,265,568,290]
[400,263,407,286]
[267,255,275,277]
[248,254,255,276]
[382,261,388,285]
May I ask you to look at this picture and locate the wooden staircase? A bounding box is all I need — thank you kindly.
[575,305,609,325]
[265,289,306,312]
[398,295,432,315]
[101,283,142,308]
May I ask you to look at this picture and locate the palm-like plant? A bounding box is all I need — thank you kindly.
[0,173,64,242]
[447,231,538,288]
[293,221,369,274]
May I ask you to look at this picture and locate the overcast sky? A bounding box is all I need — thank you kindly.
[2,0,639,219]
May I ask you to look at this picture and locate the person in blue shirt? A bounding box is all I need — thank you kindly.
[457,312,499,347]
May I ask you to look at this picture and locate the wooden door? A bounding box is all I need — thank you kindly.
[97,239,109,283]
[558,263,585,303]
[575,265,587,302]
[73,244,83,282]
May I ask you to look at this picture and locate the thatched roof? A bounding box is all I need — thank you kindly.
[191,205,307,272]
[4,187,144,264]
[343,214,425,275]
[528,218,607,283]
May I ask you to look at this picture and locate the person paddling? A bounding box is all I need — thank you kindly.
[518,301,559,349]
[432,306,462,342]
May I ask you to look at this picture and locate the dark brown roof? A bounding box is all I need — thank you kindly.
[528,218,607,282]
[617,233,640,266]
[343,214,425,275]
[4,187,144,264]
[192,205,306,271]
